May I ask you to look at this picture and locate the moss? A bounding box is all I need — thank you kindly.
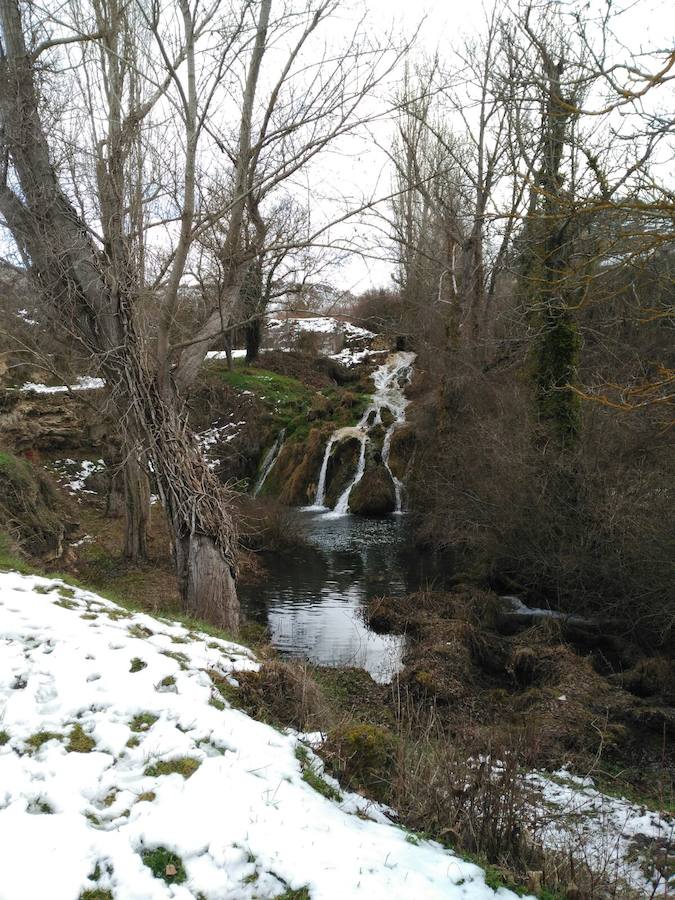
[26,730,62,752]
[294,746,341,802]
[141,846,186,885]
[79,891,113,900]
[126,735,140,748]
[68,724,96,753]
[325,722,397,800]
[144,756,201,779]
[129,713,158,733]
[129,657,146,673]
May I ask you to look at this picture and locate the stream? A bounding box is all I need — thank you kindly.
[239,510,447,682]
[240,350,447,683]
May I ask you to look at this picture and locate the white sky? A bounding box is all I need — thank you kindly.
[327,0,675,295]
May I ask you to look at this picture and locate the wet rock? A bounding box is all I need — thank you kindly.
[348,463,396,516]
[380,407,395,428]
[324,436,361,508]
[265,428,327,506]
[388,424,415,480]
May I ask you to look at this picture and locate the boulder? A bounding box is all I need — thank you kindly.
[348,463,396,516]
[324,436,361,508]
[380,406,395,428]
[265,428,327,506]
[388,423,415,480]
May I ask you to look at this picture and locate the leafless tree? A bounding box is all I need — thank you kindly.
[0,0,405,628]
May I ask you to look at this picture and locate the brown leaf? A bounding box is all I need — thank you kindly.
[165,864,177,877]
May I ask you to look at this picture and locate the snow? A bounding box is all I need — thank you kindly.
[49,458,106,494]
[0,571,529,900]
[205,350,247,361]
[527,770,674,895]
[19,376,106,394]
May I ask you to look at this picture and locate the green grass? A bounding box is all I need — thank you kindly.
[67,724,96,753]
[129,713,158,733]
[294,746,341,802]
[141,846,186,884]
[79,891,113,900]
[0,531,33,574]
[214,364,370,444]
[129,657,147,673]
[26,730,62,752]
[0,730,9,746]
[144,756,201,779]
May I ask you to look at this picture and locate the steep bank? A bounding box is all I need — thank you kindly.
[0,570,531,900]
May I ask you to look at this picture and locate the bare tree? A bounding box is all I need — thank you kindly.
[0,0,404,628]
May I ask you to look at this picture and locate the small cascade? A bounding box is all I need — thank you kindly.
[332,432,367,515]
[312,351,415,516]
[381,426,403,512]
[253,428,286,497]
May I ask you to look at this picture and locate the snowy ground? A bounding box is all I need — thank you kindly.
[0,571,530,900]
[19,376,105,394]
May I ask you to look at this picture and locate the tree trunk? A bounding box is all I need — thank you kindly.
[176,532,239,630]
[123,452,150,560]
[245,317,262,363]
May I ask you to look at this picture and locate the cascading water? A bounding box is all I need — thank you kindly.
[253,428,286,497]
[312,351,415,515]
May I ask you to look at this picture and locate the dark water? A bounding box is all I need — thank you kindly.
[239,510,447,682]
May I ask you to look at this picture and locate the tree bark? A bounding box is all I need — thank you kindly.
[123,452,150,561]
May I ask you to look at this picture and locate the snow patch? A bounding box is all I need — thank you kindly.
[0,571,530,900]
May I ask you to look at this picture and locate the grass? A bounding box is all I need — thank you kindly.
[0,530,33,574]
[141,846,186,885]
[79,891,113,900]
[129,713,158,733]
[294,745,341,803]
[26,730,62,752]
[67,724,96,753]
[129,657,146,673]
[0,729,9,746]
[144,756,201,779]
[214,363,370,443]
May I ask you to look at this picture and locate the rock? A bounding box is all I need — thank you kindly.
[266,428,327,506]
[380,406,395,428]
[0,389,109,452]
[324,435,361,508]
[348,463,396,516]
[388,424,415,480]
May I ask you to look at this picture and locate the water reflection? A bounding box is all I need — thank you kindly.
[239,510,447,683]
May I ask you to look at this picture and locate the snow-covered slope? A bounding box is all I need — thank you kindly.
[0,571,527,900]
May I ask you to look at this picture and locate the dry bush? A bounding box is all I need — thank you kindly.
[408,360,674,649]
[235,495,306,553]
[234,660,329,732]
[349,288,404,334]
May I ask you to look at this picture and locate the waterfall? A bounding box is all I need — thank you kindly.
[253,428,286,497]
[311,434,337,508]
[332,432,367,516]
[381,425,403,512]
[312,351,415,516]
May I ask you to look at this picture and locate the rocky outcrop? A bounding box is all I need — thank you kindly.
[348,463,396,516]
[0,389,109,452]
[387,424,415,480]
[324,436,361,508]
[262,428,327,506]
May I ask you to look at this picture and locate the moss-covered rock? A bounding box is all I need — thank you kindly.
[348,463,396,516]
[324,722,397,800]
[387,424,416,480]
[324,436,361,508]
[264,428,327,505]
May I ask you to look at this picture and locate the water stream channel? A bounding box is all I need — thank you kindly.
[240,351,448,682]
